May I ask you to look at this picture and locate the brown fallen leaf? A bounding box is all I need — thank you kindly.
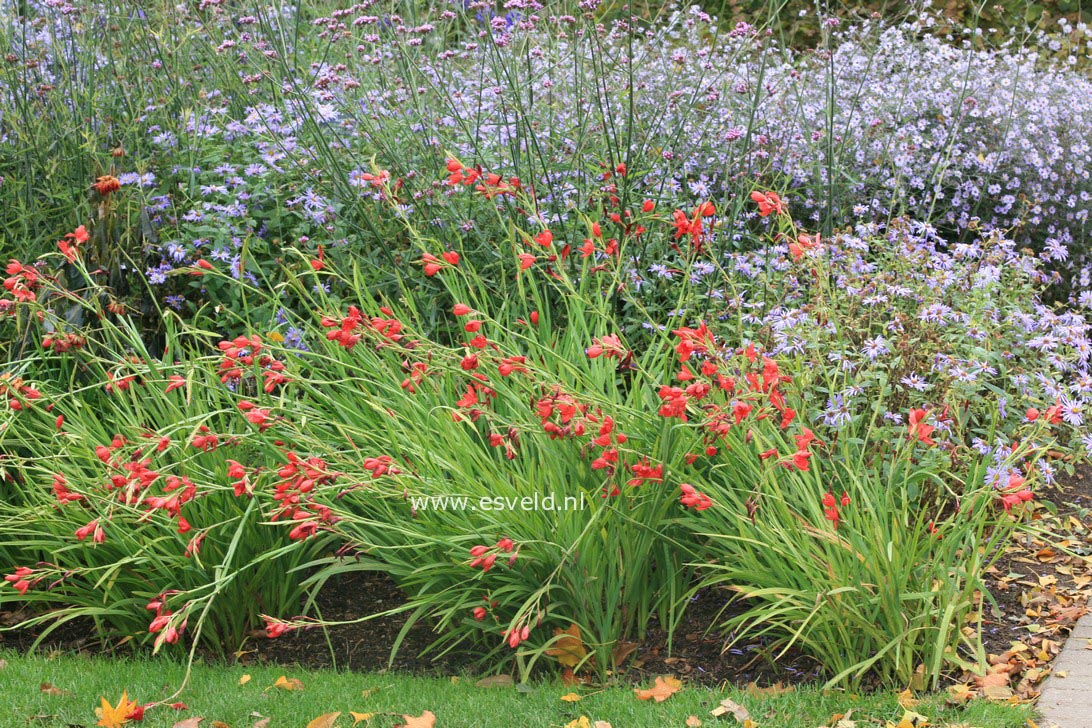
[211,722,230,728]
[252,719,270,728]
[897,689,918,709]
[273,675,303,691]
[635,676,683,702]
[710,697,750,722]
[402,710,436,728]
[40,681,71,696]
[172,719,204,728]
[592,723,612,728]
[475,674,513,689]
[745,681,793,696]
[946,684,976,704]
[546,624,588,668]
[686,716,703,727]
[611,640,639,667]
[306,712,341,728]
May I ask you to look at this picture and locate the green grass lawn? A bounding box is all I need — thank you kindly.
[0,650,1033,727]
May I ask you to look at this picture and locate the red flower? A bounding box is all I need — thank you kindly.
[789,232,820,261]
[75,519,105,543]
[679,483,712,510]
[822,492,840,528]
[750,191,785,217]
[907,408,936,446]
[58,226,89,263]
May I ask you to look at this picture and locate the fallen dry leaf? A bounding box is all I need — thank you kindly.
[306,712,341,728]
[252,719,270,728]
[745,681,793,696]
[546,624,588,668]
[593,723,612,728]
[635,676,683,702]
[350,712,375,725]
[211,722,230,728]
[239,674,251,686]
[686,716,703,727]
[564,719,591,728]
[475,674,513,689]
[982,685,1014,700]
[946,684,976,704]
[96,691,139,728]
[886,709,929,728]
[273,675,304,691]
[560,692,582,702]
[611,640,639,666]
[824,710,857,728]
[897,689,918,709]
[172,719,204,728]
[41,681,72,696]
[0,658,6,670]
[710,697,750,722]
[401,710,436,728]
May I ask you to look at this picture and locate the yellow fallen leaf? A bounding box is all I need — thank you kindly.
[709,697,750,722]
[565,719,591,728]
[273,675,303,691]
[560,692,582,702]
[635,676,683,702]
[887,709,930,728]
[350,712,374,725]
[239,674,251,686]
[402,711,436,728]
[546,624,588,668]
[946,684,975,704]
[306,712,340,728]
[96,691,139,728]
[1055,671,1067,678]
[897,689,918,709]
